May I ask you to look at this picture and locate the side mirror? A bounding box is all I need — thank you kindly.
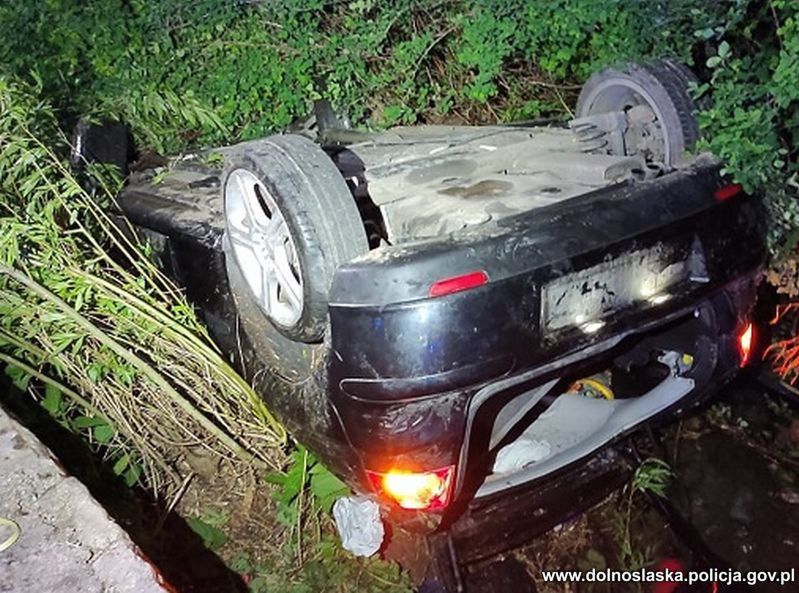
[70,119,135,177]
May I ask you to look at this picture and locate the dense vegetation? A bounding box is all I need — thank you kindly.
[1,0,797,251]
[0,77,285,491]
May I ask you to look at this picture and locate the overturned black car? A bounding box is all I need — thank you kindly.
[107,60,765,590]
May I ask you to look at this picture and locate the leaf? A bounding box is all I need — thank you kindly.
[230,551,253,573]
[187,517,227,550]
[309,468,349,513]
[42,383,63,415]
[694,27,715,40]
[248,576,270,593]
[112,453,130,475]
[124,463,142,487]
[276,453,309,504]
[86,363,105,383]
[93,424,115,444]
[5,364,31,391]
[263,472,286,486]
[74,415,107,428]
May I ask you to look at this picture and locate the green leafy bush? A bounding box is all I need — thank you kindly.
[695,0,799,253]
[0,0,709,142]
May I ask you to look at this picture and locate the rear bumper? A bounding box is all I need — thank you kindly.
[335,271,758,527]
[450,445,632,564]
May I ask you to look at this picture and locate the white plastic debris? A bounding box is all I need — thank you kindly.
[492,438,552,474]
[332,495,385,557]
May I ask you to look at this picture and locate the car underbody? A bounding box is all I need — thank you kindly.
[327,123,664,242]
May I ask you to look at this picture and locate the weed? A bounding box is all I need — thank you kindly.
[631,458,673,500]
[225,533,412,593]
[200,151,225,169]
[265,447,349,566]
[612,458,673,583]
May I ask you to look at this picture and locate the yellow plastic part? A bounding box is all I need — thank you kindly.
[574,378,615,400]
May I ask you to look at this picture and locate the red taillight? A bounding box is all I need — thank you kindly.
[738,322,754,367]
[366,466,454,510]
[715,183,743,202]
[429,271,488,297]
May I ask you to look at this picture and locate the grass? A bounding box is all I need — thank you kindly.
[0,76,286,495]
[615,458,673,580]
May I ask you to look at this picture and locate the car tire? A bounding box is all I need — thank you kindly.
[576,60,701,167]
[221,134,368,343]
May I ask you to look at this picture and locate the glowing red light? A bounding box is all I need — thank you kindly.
[714,183,743,202]
[366,466,454,510]
[739,322,754,367]
[652,557,684,593]
[429,271,488,297]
